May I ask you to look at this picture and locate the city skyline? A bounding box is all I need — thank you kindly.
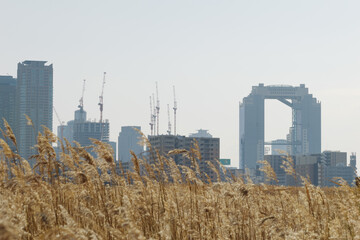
[1,1,360,168]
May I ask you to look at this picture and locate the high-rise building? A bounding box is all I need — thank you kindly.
[240,84,321,172]
[16,61,53,164]
[0,76,17,136]
[57,106,110,159]
[118,126,142,163]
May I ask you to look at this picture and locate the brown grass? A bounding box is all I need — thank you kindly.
[1,125,360,239]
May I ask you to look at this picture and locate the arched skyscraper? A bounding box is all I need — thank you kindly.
[239,84,321,171]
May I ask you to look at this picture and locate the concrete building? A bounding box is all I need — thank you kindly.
[323,151,347,167]
[57,107,110,159]
[58,120,74,144]
[73,120,109,148]
[0,76,17,139]
[148,132,220,182]
[321,151,356,186]
[323,166,355,187]
[16,61,53,164]
[263,151,356,187]
[57,108,89,144]
[263,155,288,185]
[240,84,321,174]
[118,126,143,163]
[295,154,323,186]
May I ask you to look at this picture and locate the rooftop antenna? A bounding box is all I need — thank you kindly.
[99,72,106,141]
[167,104,172,135]
[78,79,86,111]
[156,82,160,135]
[149,96,154,135]
[173,86,177,135]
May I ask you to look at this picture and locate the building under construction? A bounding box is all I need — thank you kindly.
[57,75,110,154]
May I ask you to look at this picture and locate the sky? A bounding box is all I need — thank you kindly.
[1,0,360,168]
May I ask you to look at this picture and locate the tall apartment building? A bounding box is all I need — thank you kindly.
[149,130,220,182]
[0,76,17,136]
[16,61,53,164]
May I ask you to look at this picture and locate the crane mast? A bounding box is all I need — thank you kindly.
[156,82,160,135]
[53,106,64,142]
[149,96,154,135]
[152,93,157,135]
[173,86,177,135]
[99,72,106,141]
[167,104,172,135]
[78,79,86,111]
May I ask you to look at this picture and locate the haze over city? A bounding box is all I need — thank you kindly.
[1,1,360,168]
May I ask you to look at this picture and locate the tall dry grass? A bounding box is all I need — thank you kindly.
[0,122,360,239]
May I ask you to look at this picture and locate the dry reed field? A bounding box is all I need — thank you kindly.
[0,120,360,240]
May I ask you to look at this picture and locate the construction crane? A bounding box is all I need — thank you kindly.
[173,86,177,135]
[149,96,154,135]
[53,106,64,142]
[156,82,160,135]
[99,72,106,141]
[167,104,172,135]
[152,93,157,135]
[78,79,86,111]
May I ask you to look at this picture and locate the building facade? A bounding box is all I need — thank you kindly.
[0,76,17,136]
[16,61,53,164]
[73,120,109,147]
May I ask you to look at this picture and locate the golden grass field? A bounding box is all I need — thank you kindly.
[0,121,360,239]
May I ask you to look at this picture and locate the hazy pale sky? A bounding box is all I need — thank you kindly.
[1,1,360,167]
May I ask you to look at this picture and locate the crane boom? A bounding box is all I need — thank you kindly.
[99,72,106,141]
[152,93,156,135]
[173,86,177,135]
[167,104,172,135]
[98,72,106,124]
[155,82,160,135]
[149,96,154,135]
[78,79,86,111]
[53,106,64,141]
